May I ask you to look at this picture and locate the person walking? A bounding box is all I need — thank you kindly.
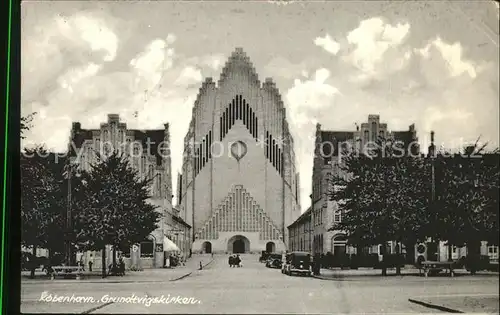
[88,260,93,272]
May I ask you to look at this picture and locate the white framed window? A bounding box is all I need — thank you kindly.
[333,210,342,223]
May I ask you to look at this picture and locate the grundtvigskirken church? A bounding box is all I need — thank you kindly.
[177,48,302,254]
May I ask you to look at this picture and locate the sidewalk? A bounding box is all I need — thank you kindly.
[313,267,499,281]
[21,254,214,284]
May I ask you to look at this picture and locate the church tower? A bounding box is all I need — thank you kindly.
[177,48,301,254]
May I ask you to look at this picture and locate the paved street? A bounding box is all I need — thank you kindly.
[21,254,499,314]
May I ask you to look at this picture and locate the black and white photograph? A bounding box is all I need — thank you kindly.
[20,0,499,314]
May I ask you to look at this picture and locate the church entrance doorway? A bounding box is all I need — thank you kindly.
[227,235,250,254]
[233,240,245,253]
[266,242,276,253]
[202,241,212,254]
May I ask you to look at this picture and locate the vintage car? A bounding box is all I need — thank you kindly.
[282,251,312,276]
[265,253,283,269]
[259,251,270,263]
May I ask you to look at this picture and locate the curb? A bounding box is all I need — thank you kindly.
[80,302,113,314]
[170,258,214,282]
[23,259,216,285]
[408,298,464,313]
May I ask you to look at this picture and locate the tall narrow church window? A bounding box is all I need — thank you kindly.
[208,131,212,159]
[205,134,209,162]
[252,114,255,138]
[364,130,369,144]
[243,101,247,126]
[225,108,229,136]
[194,155,197,175]
[246,105,250,129]
[198,143,203,171]
[272,139,276,168]
[231,100,235,127]
[249,111,254,135]
[266,132,270,159]
[254,116,258,138]
[202,138,206,167]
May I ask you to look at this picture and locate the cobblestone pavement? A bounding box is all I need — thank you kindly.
[21,254,499,314]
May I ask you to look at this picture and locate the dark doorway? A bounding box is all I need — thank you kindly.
[202,241,212,254]
[266,242,276,253]
[233,239,245,253]
[333,245,346,256]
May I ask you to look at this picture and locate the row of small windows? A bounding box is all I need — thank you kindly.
[219,95,259,141]
[194,130,213,177]
[363,129,385,143]
[265,131,284,175]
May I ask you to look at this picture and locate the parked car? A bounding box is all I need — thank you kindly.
[259,251,270,263]
[265,253,282,269]
[282,251,312,276]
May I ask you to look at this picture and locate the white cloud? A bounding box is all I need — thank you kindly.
[174,66,203,86]
[22,32,209,204]
[314,34,340,55]
[57,63,102,93]
[286,68,339,115]
[431,37,477,78]
[285,68,341,209]
[55,15,118,62]
[345,17,410,76]
[22,13,119,104]
[130,37,176,92]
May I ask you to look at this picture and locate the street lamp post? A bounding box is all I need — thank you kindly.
[65,161,75,266]
[428,131,439,262]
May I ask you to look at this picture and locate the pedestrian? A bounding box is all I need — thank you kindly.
[118,256,125,276]
[88,260,93,272]
[228,255,233,267]
[236,255,241,268]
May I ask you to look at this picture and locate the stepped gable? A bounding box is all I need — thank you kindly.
[262,77,285,112]
[196,185,283,241]
[320,131,355,158]
[218,48,261,87]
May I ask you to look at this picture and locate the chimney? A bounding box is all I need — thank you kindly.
[428,131,435,157]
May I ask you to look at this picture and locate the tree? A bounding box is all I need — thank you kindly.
[21,112,36,139]
[21,146,67,277]
[433,143,500,272]
[328,139,431,275]
[72,151,160,277]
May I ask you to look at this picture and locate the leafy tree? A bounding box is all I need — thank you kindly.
[328,139,431,275]
[72,151,160,277]
[433,143,499,272]
[21,112,36,139]
[21,146,67,277]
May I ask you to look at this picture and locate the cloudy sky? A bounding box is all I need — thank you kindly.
[22,0,499,211]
